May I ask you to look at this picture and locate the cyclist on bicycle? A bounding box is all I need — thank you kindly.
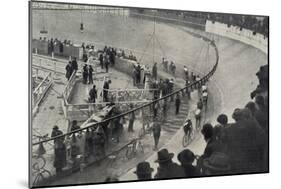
[183,119,193,140]
[202,85,207,93]
[202,91,208,106]
[197,99,203,110]
[201,85,208,106]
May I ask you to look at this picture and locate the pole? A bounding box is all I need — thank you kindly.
[39,58,42,68]
[52,53,58,80]
[153,14,156,64]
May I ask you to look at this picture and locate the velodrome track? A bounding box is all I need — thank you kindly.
[32,10,268,182]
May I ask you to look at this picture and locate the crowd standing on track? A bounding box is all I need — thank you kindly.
[37,37,211,179]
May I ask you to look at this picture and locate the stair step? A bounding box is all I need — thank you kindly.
[163,123,182,128]
[165,120,182,124]
[162,123,179,128]
[162,127,178,133]
[177,114,187,117]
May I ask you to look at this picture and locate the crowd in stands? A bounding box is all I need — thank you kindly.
[174,9,268,37]
[207,13,268,37]
[141,9,269,37]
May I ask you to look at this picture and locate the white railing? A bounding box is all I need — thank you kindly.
[32,72,53,115]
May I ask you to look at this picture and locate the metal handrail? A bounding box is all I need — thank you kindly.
[32,72,53,108]
[62,70,77,102]
[33,72,52,95]
[32,34,219,146]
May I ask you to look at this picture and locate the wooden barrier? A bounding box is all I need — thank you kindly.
[61,71,155,121]
[32,39,83,59]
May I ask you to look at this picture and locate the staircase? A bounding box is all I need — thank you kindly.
[160,96,190,134]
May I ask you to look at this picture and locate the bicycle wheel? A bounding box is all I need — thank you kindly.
[33,174,44,186]
[125,146,134,159]
[190,129,195,140]
[182,135,189,147]
[137,141,144,154]
[138,127,145,138]
[32,156,46,174]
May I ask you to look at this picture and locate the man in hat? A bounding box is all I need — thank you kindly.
[51,126,66,174]
[92,126,106,157]
[99,53,104,69]
[82,64,88,84]
[128,105,135,132]
[88,65,94,84]
[70,120,80,131]
[51,125,64,145]
[152,62,158,80]
[152,121,161,150]
[71,57,78,72]
[162,99,168,120]
[133,68,137,86]
[88,85,97,103]
[162,57,168,72]
[217,114,228,128]
[223,108,267,173]
[177,149,200,177]
[134,162,154,180]
[154,149,185,179]
[168,78,174,102]
[214,114,229,142]
[103,80,111,102]
[65,61,73,81]
[185,79,191,99]
[175,93,181,115]
[198,123,224,170]
[136,63,141,84]
[104,53,110,73]
[152,97,160,118]
[183,119,193,140]
[245,101,267,133]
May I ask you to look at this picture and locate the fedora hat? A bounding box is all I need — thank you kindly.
[134,162,154,175]
[177,149,195,165]
[155,149,174,163]
[203,152,231,172]
[53,125,59,130]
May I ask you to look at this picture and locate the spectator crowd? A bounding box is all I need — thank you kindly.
[134,9,268,37]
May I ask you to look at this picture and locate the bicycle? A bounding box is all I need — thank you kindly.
[125,138,144,159]
[138,120,153,138]
[182,119,195,147]
[32,134,52,186]
[32,155,52,186]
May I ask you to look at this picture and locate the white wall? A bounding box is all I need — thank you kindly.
[205,20,268,54]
